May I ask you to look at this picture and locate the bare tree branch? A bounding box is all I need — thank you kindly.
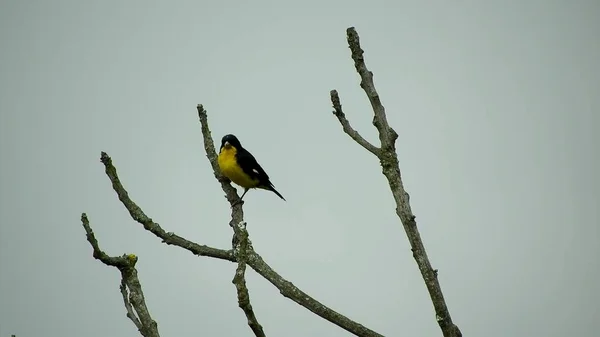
[330,90,381,156]
[331,27,462,337]
[232,221,266,337]
[196,104,385,337]
[80,213,160,337]
[100,146,384,337]
[197,105,245,210]
[81,26,466,337]
[345,27,398,149]
[100,152,236,262]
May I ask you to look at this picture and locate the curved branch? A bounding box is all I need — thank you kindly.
[100,152,235,262]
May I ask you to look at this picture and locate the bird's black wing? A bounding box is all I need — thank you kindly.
[236,147,271,184]
[236,145,286,201]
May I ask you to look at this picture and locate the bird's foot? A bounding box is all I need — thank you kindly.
[230,199,244,208]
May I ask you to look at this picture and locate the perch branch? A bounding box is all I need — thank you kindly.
[232,221,266,337]
[198,104,263,334]
[197,104,384,337]
[101,145,384,337]
[330,27,462,337]
[198,106,245,210]
[80,213,160,337]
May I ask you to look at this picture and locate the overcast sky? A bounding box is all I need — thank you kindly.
[1,1,598,336]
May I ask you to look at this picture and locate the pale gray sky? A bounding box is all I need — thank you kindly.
[1,1,599,336]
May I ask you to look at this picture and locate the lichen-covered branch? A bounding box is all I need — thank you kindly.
[80,213,160,337]
[232,221,266,337]
[331,27,462,337]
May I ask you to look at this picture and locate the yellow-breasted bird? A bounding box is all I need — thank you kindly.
[217,134,285,201]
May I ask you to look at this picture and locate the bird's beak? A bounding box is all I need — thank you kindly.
[224,141,231,148]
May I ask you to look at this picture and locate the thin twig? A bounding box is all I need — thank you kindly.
[232,221,266,337]
[80,213,160,337]
[331,27,462,337]
[330,90,381,156]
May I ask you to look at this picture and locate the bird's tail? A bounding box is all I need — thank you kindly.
[262,182,286,201]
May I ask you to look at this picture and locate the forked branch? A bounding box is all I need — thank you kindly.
[200,104,383,337]
[99,142,384,337]
[80,213,160,337]
[330,90,381,156]
[330,27,462,337]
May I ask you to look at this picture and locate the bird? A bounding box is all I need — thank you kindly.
[217,134,285,202]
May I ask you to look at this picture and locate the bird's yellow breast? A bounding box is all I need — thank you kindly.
[218,147,259,188]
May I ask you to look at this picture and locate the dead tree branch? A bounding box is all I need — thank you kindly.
[330,27,462,337]
[197,104,384,337]
[80,26,465,337]
[80,213,160,337]
[194,115,265,335]
[100,152,236,262]
[232,221,266,337]
[330,91,381,156]
[100,141,384,337]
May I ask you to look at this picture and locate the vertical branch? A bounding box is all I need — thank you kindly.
[345,28,398,149]
[81,213,160,337]
[232,221,266,337]
[197,105,266,335]
[197,104,245,221]
[331,27,462,337]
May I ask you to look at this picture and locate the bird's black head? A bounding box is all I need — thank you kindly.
[221,134,242,150]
